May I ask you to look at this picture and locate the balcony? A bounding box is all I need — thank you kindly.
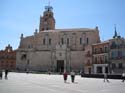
[93,50,109,54]
[111,56,123,60]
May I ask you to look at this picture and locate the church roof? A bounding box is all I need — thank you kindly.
[39,28,98,33]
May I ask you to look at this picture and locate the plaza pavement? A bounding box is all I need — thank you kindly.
[0,72,125,93]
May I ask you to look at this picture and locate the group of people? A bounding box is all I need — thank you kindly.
[63,71,125,83]
[0,69,9,79]
[103,72,125,83]
[63,70,76,83]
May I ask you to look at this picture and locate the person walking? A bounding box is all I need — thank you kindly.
[122,73,125,82]
[5,69,9,79]
[63,70,68,83]
[70,70,75,83]
[104,73,109,82]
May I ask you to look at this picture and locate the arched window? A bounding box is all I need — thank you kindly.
[105,47,108,52]
[43,38,45,45]
[61,38,64,45]
[80,38,82,45]
[86,37,89,44]
[67,38,69,45]
[49,38,51,45]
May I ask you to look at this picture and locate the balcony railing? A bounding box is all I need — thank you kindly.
[93,50,109,54]
[111,56,125,60]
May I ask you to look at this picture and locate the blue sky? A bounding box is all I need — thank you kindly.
[0,0,125,49]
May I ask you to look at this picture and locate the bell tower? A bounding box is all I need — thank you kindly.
[39,4,55,31]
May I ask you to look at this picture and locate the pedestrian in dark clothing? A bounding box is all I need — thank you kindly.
[63,71,68,83]
[5,69,9,79]
[0,69,2,79]
[104,73,109,82]
[70,71,75,83]
[122,73,125,82]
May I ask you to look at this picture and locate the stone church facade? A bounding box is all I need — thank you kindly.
[16,5,100,73]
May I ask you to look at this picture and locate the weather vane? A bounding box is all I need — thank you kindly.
[48,0,50,6]
[45,0,53,11]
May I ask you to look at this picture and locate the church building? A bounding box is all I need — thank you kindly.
[16,5,100,73]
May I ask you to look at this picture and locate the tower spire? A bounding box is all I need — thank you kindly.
[115,24,117,36]
[113,24,118,38]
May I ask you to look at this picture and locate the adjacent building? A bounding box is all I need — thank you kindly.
[109,31,125,74]
[0,44,16,70]
[91,29,125,74]
[92,41,109,74]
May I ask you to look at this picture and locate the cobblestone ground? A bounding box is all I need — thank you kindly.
[0,72,125,93]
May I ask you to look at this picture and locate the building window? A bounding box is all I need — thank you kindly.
[112,63,116,69]
[97,67,102,73]
[42,28,44,31]
[80,38,82,45]
[122,51,125,57]
[100,48,103,53]
[87,60,90,65]
[105,47,108,52]
[86,38,89,44]
[111,51,118,59]
[118,63,123,69]
[46,27,49,30]
[21,54,27,60]
[61,38,64,45]
[28,45,30,48]
[49,38,51,45]
[11,62,13,68]
[67,38,69,45]
[118,51,122,58]
[95,57,97,64]
[59,53,62,56]
[100,57,103,64]
[43,38,45,45]
[105,56,108,63]
[95,48,97,54]
[1,61,3,67]
[27,44,32,48]
[111,42,116,49]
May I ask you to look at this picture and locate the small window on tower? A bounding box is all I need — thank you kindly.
[49,14,52,17]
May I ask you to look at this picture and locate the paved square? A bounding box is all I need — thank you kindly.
[0,72,125,93]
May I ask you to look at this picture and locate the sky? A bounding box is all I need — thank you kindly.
[0,0,125,50]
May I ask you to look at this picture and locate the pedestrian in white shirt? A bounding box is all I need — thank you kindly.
[70,71,75,83]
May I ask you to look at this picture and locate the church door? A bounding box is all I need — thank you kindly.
[56,60,64,73]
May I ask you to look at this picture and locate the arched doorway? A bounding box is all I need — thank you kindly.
[56,60,64,72]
